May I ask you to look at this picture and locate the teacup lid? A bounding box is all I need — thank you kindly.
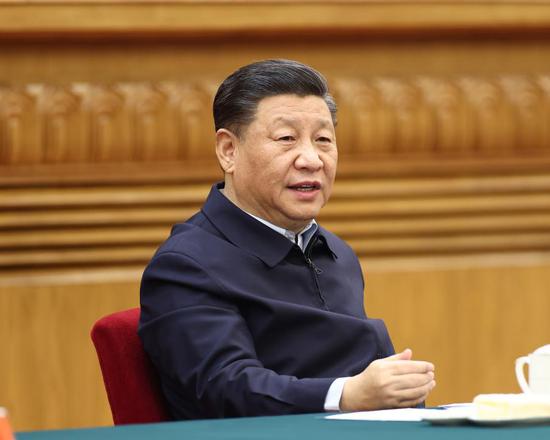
[533,344,550,355]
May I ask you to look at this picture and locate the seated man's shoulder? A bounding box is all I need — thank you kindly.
[154,212,222,261]
[318,225,357,257]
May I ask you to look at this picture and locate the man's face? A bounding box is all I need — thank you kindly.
[221,94,338,232]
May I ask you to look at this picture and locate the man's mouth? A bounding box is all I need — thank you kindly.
[289,182,321,192]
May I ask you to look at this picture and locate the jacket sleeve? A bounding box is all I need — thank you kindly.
[139,250,335,419]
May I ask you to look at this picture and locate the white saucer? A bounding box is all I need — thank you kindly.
[423,413,550,426]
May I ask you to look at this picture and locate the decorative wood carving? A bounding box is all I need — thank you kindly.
[333,75,550,159]
[0,88,40,164]
[0,82,219,166]
[3,76,550,169]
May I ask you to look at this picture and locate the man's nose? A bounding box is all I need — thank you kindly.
[294,142,323,171]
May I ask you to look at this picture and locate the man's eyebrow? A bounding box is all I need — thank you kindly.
[316,119,335,130]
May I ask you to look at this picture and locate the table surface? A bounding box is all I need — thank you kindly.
[17,413,550,440]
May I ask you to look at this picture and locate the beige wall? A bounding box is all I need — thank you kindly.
[1,0,550,431]
[0,273,139,430]
[365,255,550,406]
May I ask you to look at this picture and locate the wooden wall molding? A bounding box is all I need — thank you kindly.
[2,75,550,172]
[2,172,550,272]
[0,82,217,166]
[2,1,550,39]
[334,75,550,158]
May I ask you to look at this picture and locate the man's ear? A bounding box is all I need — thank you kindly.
[215,129,238,174]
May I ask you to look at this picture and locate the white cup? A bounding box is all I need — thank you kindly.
[515,344,550,394]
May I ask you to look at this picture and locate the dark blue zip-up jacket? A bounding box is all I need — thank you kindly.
[139,182,394,419]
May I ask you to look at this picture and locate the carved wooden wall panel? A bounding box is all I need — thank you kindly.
[334,75,550,158]
[0,83,218,166]
[2,76,550,170]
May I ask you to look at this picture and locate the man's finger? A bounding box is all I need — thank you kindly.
[394,380,436,404]
[393,395,430,409]
[384,348,412,361]
[393,372,435,391]
[386,360,435,375]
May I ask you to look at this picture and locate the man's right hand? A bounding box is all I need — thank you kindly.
[339,348,436,411]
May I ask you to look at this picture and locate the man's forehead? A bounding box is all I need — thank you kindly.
[254,94,333,124]
[270,115,334,129]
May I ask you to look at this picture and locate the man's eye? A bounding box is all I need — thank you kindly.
[317,137,332,143]
[278,136,295,142]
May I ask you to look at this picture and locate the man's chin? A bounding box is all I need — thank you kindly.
[285,211,320,228]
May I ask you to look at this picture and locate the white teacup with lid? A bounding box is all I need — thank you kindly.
[515,344,550,394]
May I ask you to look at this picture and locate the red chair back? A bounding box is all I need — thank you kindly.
[91,308,171,425]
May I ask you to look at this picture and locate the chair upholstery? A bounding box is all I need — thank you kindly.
[91,308,171,425]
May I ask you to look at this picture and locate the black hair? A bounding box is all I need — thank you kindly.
[213,59,337,136]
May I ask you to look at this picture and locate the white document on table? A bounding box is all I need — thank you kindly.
[326,406,473,422]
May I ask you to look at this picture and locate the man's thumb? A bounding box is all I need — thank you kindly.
[386,348,413,361]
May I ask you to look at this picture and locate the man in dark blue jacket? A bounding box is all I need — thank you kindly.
[139,59,435,419]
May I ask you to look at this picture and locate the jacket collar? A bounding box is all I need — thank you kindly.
[201,182,337,267]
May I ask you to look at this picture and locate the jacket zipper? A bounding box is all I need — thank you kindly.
[303,237,328,309]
